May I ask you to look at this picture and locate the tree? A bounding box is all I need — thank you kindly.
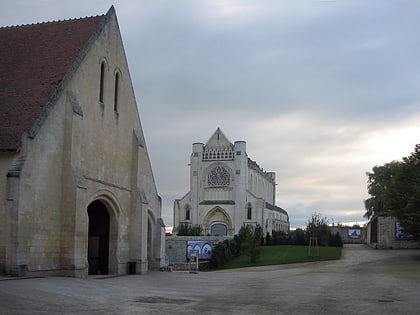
[239,225,261,263]
[306,212,330,246]
[364,161,401,219]
[364,144,420,237]
[387,144,420,236]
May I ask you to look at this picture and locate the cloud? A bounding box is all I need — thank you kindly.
[1,0,419,229]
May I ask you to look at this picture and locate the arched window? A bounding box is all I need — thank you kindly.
[247,203,252,220]
[114,71,120,112]
[207,166,230,187]
[185,205,191,221]
[99,61,105,103]
[211,223,227,236]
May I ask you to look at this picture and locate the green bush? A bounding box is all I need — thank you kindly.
[238,225,261,263]
[328,231,343,247]
[177,223,202,236]
[209,239,239,269]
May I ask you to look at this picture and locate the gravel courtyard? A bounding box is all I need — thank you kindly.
[1,244,419,314]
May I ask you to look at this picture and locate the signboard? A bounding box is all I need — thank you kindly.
[186,241,212,260]
[189,250,199,273]
[348,229,361,239]
[395,222,413,240]
[348,229,362,239]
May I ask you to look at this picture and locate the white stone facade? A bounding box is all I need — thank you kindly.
[174,128,289,236]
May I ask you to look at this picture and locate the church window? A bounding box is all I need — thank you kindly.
[211,223,227,236]
[99,61,105,103]
[208,166,230,187]
[185,205,191,221]
[247,203,252,220]
[114,71,120,112]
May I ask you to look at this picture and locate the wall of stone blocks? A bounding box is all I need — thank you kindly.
[329,226,365,244]
[367,216,420,249]
[0,154,14,272]
[166,236,232,265]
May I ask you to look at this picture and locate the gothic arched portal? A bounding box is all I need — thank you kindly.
[202,207,233,236]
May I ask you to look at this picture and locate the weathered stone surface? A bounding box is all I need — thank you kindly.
[0,7,164,277]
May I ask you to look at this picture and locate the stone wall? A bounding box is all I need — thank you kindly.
[329,226,365,244]
[0,153,14,273]
[366,215,420,249]
[166,235,231,268]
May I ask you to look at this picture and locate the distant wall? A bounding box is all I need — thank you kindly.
[329,226,365,244]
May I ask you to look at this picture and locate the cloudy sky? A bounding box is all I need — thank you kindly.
[2,0,419,228]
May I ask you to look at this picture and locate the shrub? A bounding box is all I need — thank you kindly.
[209,238,240,269]
[177,223,202,236]
[239,225,261,263]
[328,232,343,247]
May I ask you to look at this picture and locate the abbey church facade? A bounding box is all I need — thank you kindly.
[174,128,289,236]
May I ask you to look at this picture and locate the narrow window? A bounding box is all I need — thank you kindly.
[185,205,191,221]
[99,61,105,103]
[247,203,252,220]
[114,72,120,112]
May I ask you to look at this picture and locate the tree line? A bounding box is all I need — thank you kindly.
[364,144,420,237]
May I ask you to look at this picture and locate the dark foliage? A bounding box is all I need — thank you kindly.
[208,238,240,269]
[364,144,420,237]
[177,223,202,236]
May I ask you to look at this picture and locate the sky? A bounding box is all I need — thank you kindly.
[1,0,419,229]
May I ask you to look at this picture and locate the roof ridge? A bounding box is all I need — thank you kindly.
[0,14,105,30]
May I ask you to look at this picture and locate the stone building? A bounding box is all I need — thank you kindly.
[173,128,289,236]
[366,214,420,249]
[0,7,165,277]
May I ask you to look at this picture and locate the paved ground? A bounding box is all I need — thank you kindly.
[1,244,420,314]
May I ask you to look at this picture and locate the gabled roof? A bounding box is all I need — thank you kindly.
[0,8,112,151]
[204,127,234,151]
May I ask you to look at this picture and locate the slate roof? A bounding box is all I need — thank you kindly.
[0,11,107,151]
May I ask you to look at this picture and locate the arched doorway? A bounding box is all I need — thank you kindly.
[211,223,227,236]
[88,200,110,275]
[203,207,233,236]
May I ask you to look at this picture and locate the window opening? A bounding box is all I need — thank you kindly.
[99,62,105,103]
[247,203,252,220]
[211,223,227,236]
[114,72,120,112]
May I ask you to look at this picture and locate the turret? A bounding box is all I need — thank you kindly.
[191,142,204,224]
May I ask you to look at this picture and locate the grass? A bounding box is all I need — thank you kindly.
[220,245,342,269]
